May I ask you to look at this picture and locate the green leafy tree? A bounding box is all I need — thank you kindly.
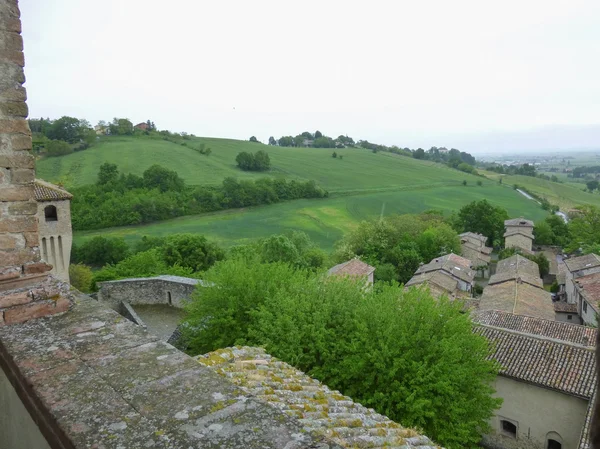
[69,263,93,292]
[587,180,599,192]
[534,221,554,245]
[249,136,258,143]
[109,118,134,135]
[46,116,86,143]
[253,150,271,170]
[161,234,225,272]
[258,232,326,270]
[268,136,276,145]
[413,148,426,159]
[314,130,323,139]
[45,139,73,157]
[97,163,119,185]
[462,179,467,186]
[143,164,185,192]
[332,151,337,158]
[545,214,569,246]
[71,236,130,267]
[183,259,501,448]
[455,200,509,247]
[566,206,600,253]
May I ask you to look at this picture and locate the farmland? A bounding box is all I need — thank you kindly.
[36,135,553,250]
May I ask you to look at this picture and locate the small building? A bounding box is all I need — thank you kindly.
[134,122,149,131]
[405,253,474,299]
[554,301,579,324]
[328,258,375,285]
[459,232,492,275]
[34,179,73,283]
[504,217,534,254]
[94,124,109,135]
[573,272,600,327]
[477,255,554,320]
[472,310,596,449]
[563,253,600,306]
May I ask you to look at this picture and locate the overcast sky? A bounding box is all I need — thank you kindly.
[20,0,600,153]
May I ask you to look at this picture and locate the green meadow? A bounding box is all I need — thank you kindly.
[36,135,554,250]
[74,184,548,251]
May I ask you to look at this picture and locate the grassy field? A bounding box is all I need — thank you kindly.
[74,184,548,251]
[481,171,600,211]
[36,135,555,250]
[36,136,483,192]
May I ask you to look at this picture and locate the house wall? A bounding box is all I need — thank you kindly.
[37,199,72,283]
[0,366,51,449]
[554,311,580,324]
[505,234,533,252]
[97,277,200,311]
[482,376,588,449]
[565,266,600,305]
[576,294,598,327]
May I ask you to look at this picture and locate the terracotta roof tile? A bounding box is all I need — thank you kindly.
[554,301,578,313]
[503,228,534,239]
[34,179,72,201]
[575,271,600,311]
[496,255,540,278]
[565,254,600,273]
[415,253,474,283]
[479,280,555,320]
[472,310,596,347]
[475,325,596,398]
[328,259,375,277]
[579,391,595,449]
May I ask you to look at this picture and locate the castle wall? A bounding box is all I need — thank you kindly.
[505,234,533,252]
[37,199,72,282]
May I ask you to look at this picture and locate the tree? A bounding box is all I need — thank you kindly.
[332,151,337,158]
[534,221,554,245]
[97,163,119,185]
[545,214,569,246]
[268,136,276,145]
[46,116,86,143]
[71,236,130,267]
[45,140,73,157]
[314,130,323,139]
[253,150,271,171]
[462,180,467,186]
[587,180,599,192]
[477,180,483,186]
[249,136,258,143]
[566,206,600,253]
[142,164,184,192]
[69,263,93,292]
[455,200,509,247]
[109,118,134,135]
[161,234,225,272]
[183,259,501,449]
[413,148,426,159]
[257,232,326,270]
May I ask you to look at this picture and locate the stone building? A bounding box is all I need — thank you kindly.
[328,258,375,285]
[405,253,474,299]
[34,179,72,282]
[563,253,600,304]
[477,255,555,320]
[504,217,535,254]
[460,232,492,276]
[572,272,600,327]
[473,310,596,449]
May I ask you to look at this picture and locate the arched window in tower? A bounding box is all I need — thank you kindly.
[44,205,58,222]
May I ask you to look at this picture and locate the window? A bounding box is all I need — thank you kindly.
[548,439,562,449]
[501,419,517,438]
[567,315,573,320]
[44,205,58,222]
[584,301,588,313]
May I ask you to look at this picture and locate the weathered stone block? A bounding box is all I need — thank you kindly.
[0,153,34,168]
[0,247,38,265]
[7,200,37,215]
[0,18,21,33]
[11,168,33,183]
[2,132,31,150]
[0,289,31,307]
[0,233,20,249]
[0,31,23,52]
[0,266,20,281]
[0,184,33,201]
[0,118,29,134]
[0,310,4,326]
[0,166,7,183]
[0,217,37,233]
[0,100,27,117]
[3,297,70,324]
[0,48,23,66]
[23,231,38,247]
[0,84,26,101]
[23,261,52,275]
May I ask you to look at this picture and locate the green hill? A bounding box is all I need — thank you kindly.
[36,135,552,249]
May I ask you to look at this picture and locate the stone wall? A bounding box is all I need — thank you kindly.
[505,234,533,253]
[0,0,69,325]
[484,375,588,449]
[37,199,72,282]
[97,275,203,311]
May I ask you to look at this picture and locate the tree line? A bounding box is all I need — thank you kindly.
[71,163,327,230]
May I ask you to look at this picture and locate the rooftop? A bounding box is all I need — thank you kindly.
[328,258,375,277]
[99,275,204,286]
[504,217,534,227]
[475,325,596,398]
[478,280,555,320]
[405,270,461,297]
[495,254,540,278]
[415,253,474,283]
[459,232,488,244]
[554,301,579,314]
[565,253,600,273]
[197,347,440,448]
[575,271,600,312]
[472,310,596,347]
[33,179,73,202]
[503,228,534,239]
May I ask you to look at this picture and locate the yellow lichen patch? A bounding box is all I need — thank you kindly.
[197,353,228,367]
[270,375,283,383]
[285,384,303,392]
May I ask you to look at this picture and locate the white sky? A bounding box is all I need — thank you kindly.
[20,0,600,153]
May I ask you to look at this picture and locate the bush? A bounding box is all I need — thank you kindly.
[69,264,93,292]
[71,236,129,267]
[45,139,73,157]
[161,234,225,272]
[236,150,271,171]
[550,280,559,293]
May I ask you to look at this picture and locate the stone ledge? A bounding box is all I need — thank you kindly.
[0,293,343,448]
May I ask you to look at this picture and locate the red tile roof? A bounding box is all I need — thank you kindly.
[34,179,72,201]
[328,259,375,277]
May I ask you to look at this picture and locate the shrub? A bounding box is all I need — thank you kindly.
[69,264,93,292]
[45,139,73,157]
